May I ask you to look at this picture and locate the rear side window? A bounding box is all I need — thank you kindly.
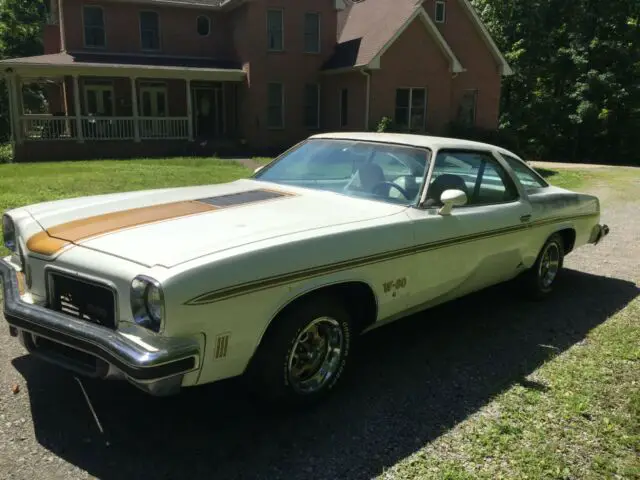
[502,154,549,191]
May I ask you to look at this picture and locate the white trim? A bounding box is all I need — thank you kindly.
[368,7,464,74]
[0,62,247,82]
[186,79,193,141]
[82,5,106,49]
[266,8,284,52]
[83,80,116,116]
[139,10,162,52]
[434,1,446,24]
[303,12,321,54]
[130,77,140,142]
[457,0,513,76]
[138,82,169,117]
[361,69,370,130]
[72,75,84,143]
[395,87,428,132]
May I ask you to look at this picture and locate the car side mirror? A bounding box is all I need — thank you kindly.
[253,166,264,174]
[438,189,467,216]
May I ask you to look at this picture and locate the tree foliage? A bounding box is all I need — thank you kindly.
[472,0,640,163]
[0,0,47,141]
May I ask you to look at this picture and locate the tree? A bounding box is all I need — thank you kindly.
[0,0,47,141]
[472,0,640,163]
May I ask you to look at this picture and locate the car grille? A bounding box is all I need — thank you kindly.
[48,272,117,329]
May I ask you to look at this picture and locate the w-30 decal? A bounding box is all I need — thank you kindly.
[383,277,408,297]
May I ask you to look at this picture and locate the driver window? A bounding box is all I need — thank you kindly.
[426,150,518,207]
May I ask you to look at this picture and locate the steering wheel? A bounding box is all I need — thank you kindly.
[372,181,410,200]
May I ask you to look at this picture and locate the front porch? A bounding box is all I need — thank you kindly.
[1,53,246,160]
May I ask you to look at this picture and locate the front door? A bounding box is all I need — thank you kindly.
[193,85,224,139]
[406,148,533,308]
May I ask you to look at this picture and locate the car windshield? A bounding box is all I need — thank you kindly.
[254,139,430,205]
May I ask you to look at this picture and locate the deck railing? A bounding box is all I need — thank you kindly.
[20,115,190,141]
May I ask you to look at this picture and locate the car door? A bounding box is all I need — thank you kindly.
[405,149,533,309]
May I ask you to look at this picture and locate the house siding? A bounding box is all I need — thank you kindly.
[422,0,502,129]
[61,0,234,59]
[370,16,452,133]
[321,71,367,131]
[227,0,337,150]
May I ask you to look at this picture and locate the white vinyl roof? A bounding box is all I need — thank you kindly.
[310,132,520,158]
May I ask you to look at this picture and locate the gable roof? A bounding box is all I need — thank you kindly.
[103,0,247,10]
[324,0,511,76]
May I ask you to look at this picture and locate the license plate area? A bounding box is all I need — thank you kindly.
[48,271,117,329]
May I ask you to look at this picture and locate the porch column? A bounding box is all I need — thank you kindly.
[5,76,19,145]
[130,77,140,142]
[186,79,194,141]
[8,75,23,145]
[72,75,84,143]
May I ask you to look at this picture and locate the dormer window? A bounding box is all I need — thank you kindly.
[197,15,211,37]
[435,1,446,23]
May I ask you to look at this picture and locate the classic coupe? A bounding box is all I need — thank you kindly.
[1,133,609,404]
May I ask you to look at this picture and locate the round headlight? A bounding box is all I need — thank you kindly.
[2,214,16,252]
[145,283,164,322]
[130,276,164,333]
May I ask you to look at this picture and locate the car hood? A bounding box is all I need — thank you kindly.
[25,179,407,267]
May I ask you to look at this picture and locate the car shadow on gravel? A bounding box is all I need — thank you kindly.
[12,269,639,480]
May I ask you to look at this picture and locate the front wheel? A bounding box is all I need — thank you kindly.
[246,296,352,407]
[522,233,565,299]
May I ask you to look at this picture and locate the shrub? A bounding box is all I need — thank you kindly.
[0,143,13,164]
[376,116,394,133]
[445,121,520,153]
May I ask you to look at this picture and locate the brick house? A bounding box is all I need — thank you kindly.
[1,0,512,162]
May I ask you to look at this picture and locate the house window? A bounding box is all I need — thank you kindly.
[435,1,446,23]
[267,83,284,128]
[140,11,160,50]
[340,88,348,127]
[197,16,211,36]
[84,81,114,116]
[395,88,427,132]
[139,83,168,117]
[83,6,105,48]
[304,12,320,53]
[304,84,320,128]
[267,9,283,51]
[458,89,478,125]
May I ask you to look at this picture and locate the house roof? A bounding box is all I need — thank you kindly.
[0,52,242,70]
[0,52,245,80]
[103,0,247,9]
[324,0,512,76]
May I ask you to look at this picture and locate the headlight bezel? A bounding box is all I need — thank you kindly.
[2,214,17,252]
[130,275,165,333]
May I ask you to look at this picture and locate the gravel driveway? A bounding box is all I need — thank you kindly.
[0,186,638,480]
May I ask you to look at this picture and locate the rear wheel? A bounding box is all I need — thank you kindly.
[247,295,352,407]
[522,233,565,299]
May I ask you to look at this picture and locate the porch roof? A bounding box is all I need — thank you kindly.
[0,52,246,81]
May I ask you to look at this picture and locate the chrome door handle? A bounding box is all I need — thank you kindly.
[520,214,532,223]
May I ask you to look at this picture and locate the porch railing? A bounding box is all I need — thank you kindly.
[21,115,76,140]
[19,115,190,141]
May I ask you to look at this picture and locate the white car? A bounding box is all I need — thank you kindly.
[1,133,609,405]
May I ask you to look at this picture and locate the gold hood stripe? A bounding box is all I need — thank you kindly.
[28,200,218,256]
[26,188,297,257]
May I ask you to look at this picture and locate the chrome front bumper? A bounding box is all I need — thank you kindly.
[0,259,201,396]
[589,223,610,245]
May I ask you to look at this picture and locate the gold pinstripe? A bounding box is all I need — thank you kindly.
[185,211,599,305]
